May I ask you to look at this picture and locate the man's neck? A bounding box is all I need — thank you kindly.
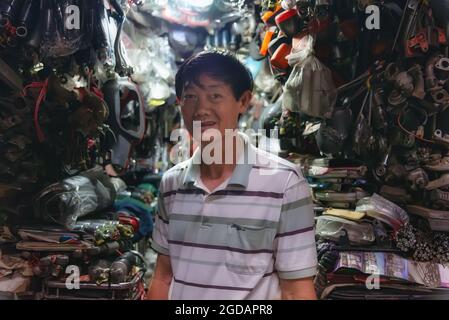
[200,162,236,180]
[198,135,244,190]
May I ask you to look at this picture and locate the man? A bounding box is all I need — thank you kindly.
[146,50,317,300]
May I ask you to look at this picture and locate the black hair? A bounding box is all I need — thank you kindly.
[175,49,254,101]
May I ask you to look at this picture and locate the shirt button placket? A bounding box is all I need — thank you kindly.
[201,193,207,225]
[202,193,212,225]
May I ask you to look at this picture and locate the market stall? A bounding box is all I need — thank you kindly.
[1,0,449,300]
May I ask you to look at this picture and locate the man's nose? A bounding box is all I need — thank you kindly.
[193,95,212,118]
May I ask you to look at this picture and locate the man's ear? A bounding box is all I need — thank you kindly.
[238,90,253,114]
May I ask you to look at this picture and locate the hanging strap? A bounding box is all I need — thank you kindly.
[22,78,49,143]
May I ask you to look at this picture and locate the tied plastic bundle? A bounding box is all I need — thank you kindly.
[33,167,127,229]
[282,34,337,119]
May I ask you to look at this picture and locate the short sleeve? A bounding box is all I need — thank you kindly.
[151,179,170,256]
[274,172,318,279]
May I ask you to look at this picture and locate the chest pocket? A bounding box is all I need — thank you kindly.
[225,223,276,275]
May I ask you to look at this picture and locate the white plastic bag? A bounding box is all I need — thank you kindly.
[286,34,315,66]
[281,0,297,10]
[282,55,337,119]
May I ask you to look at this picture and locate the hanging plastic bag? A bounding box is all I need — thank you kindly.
[33,166,127,229]
[286,33,315,66]
[282,34,336,119]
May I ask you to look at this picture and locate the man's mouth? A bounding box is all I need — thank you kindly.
[200,121,217,130]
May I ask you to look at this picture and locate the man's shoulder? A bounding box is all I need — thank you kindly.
[252,145,303,178]
[164,159,190,175]
[159,159,190,190]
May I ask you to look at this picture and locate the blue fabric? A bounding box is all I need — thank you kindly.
[113,198,153,242]
[244,56,263,79]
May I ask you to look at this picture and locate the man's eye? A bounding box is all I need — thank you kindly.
[183,94,197,100]
[211,94,222,99]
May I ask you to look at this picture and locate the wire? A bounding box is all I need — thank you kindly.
[396,108,436,144]
[22,78,49,143]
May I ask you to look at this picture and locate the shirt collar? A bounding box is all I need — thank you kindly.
[182,132,254,189]
[182,147,201,186]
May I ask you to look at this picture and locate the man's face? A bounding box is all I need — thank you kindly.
[179,74,252,143]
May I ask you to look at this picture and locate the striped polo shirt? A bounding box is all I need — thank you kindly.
[151,133,317,300]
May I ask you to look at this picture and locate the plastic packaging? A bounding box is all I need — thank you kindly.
[281,0,297,10]
[39,0,84,58]
[33,167,127,229]
[286,33,314,66]
[282,35,337,118]
[356,193,410,231]
[110,251,141,283]
[316,215,376,245]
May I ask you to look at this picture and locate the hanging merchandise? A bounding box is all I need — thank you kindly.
[178,0,214,13]
[169,26,207,60]
[0,0,155,300]
[102,78,146,171]
[215,0,245,13]
[429,0,449,47]
[2,0,449,301]
[230,13,257,46]
[253,66,280,105]
[261,0,449,299]
[268,34,289,57]
[275,9,303,38]
[126,30,176,97]
[93,0,134,78]
[281,0,296,11]
[39,0,85,59]
[261,95,283,133]
[282,34,337,119]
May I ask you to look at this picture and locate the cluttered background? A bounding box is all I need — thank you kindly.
[1,0,449,299]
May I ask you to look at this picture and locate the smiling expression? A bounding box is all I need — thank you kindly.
[180,74,252,144]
